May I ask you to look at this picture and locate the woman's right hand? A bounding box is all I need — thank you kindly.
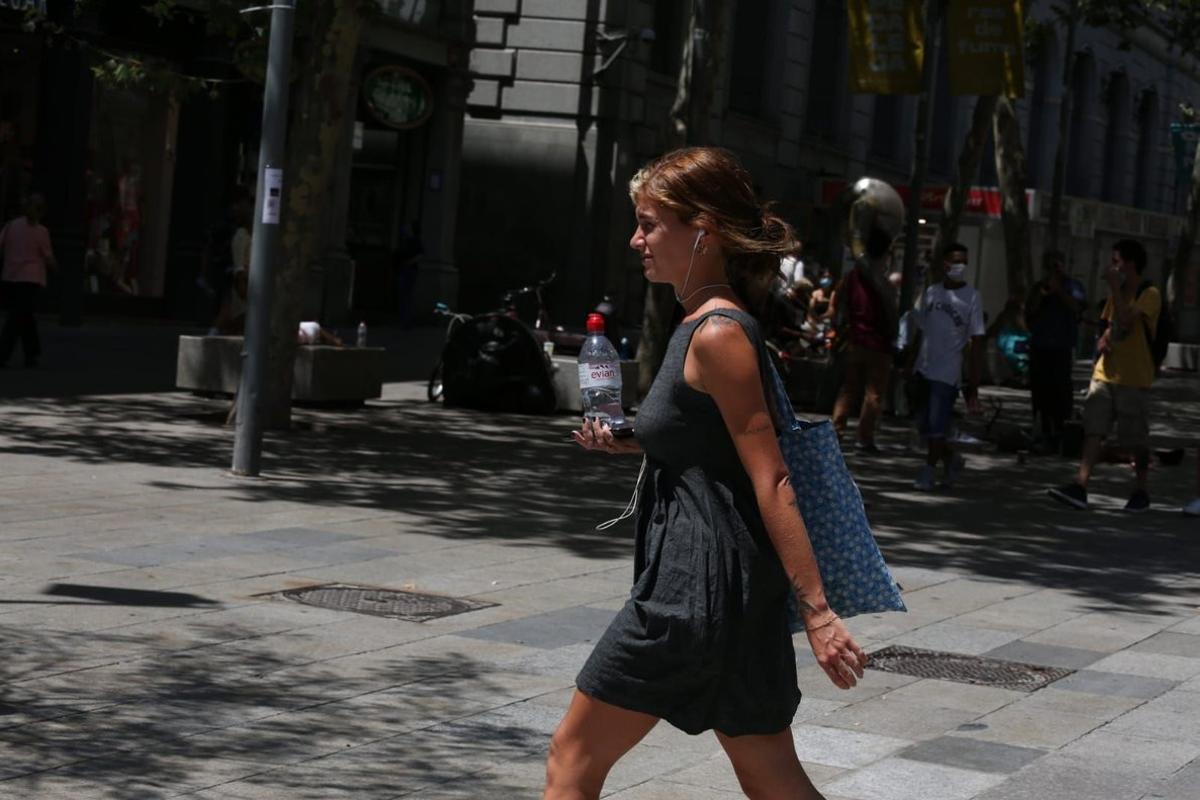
[572,418,641,454]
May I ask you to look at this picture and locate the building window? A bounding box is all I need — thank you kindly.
[1066,52,1095,197]
[805,0,846,140]
[728,2,772,117]
[1101,72,1130,204]
[1133,90,1159,210]
[649,0,686,77]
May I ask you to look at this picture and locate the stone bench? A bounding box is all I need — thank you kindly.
[548,354,638,413]
[1164,342,1200,372]
[176,335,388,403]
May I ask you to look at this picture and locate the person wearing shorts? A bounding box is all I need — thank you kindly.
[907,243,985,491]
[1049,239,1160,513]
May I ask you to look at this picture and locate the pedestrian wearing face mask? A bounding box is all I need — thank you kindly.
[808,269,834,326]
[906,243,985,491]
[1049,239,1160,513]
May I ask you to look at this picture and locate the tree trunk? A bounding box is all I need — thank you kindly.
[993,95,1034,302]
[262,0,365,428]
[1170,137,1200,321]
[635,0,723,396]
[1046,1,1078,253]
[899,0,944,315]
[930,95,998,275]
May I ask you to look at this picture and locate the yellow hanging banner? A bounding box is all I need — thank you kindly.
[848,0,925,95]
[948,1,1026,96]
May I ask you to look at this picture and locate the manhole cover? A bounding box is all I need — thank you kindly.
[867,645,1073,692]
[276,584,496,622]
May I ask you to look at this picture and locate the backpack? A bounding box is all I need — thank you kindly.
[1136,281,1173,375]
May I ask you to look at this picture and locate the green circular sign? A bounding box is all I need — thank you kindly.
[363,66,433,130]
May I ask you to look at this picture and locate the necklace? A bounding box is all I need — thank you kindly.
[678,282,731,307]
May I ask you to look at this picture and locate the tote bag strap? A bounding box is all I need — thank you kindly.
[697,308,796,431]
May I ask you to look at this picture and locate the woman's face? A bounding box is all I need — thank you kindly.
[630,198,701,286]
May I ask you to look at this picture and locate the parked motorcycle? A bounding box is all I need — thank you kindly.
[426,273,587,414]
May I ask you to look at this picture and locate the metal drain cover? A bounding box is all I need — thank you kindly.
[277,584,496,622]
[867,645,1074,692]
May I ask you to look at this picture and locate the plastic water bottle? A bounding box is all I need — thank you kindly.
[578,312,627,427]
[356,321,368,348]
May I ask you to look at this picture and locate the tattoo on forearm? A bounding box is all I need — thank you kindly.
[738,421,772,437]
[790,584,817,615]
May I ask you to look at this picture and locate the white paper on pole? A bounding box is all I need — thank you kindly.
[262,168,283,224]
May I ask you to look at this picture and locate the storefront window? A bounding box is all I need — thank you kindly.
[84,82,176,297]
[0,32,38,223]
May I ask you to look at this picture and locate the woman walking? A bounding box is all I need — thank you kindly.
[0,193,56,368]
[546,148,866,800]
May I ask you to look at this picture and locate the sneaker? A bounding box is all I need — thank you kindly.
[1124,490,1151,514]
[856,441,882,455]
[1184,498,1200,517]
[914,465,936,492]
[942,453,966,488]
[1048,482,1089,509]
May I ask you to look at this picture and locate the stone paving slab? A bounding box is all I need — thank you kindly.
[969,756,1154,800]
[981,640,1107,670]
[891,621,1025,655]
[458,604,617,649]
[822,756,1008,800]
[788,724,912,769]
[898,736,1045,774]
[1050,669,1178,699]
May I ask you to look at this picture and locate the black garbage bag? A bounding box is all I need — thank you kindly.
[441,313,556,414]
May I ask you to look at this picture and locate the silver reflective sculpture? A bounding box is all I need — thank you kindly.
[845,177,905,260]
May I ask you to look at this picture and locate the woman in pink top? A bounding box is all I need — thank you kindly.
[0,193,57,367]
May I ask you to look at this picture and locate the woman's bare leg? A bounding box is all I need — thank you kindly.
[543,690,659,800]
[716,728,825,800]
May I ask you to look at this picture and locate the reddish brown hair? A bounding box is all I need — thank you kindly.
[630,147,799,314]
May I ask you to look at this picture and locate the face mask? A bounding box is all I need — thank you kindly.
[819,278,832,289]
[946,263,967,280]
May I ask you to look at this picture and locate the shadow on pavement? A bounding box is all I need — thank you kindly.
[0,390,637,561]
[0,622,547,798]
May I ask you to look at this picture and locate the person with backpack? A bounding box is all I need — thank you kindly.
[1049,239,1161,513]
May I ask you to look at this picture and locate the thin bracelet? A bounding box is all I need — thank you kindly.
[805,614,840,632]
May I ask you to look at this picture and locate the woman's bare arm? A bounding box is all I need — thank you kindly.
[689,316,866,688]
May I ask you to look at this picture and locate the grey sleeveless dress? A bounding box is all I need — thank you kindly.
[576,308,801,736]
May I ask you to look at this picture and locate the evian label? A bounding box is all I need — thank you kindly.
[579,362,620,389]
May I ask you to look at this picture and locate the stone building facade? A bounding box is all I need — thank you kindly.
[460,1,1200,337]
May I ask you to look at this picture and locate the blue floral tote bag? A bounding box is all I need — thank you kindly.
[763,358,906,623]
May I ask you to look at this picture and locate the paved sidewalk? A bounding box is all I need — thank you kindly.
[0,322,1198,799]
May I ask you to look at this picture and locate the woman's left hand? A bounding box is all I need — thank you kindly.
[805,615,868,690]
[571,418,641,455]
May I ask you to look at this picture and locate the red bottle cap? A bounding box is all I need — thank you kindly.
[586,313,606,334]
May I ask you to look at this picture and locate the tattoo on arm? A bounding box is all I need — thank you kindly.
[789,581,817,614]
[738,421,773,437]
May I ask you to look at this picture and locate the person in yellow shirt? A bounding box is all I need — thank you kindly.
[1049,239,1161,513]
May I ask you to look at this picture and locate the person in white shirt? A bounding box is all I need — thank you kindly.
[907,243,985,491]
